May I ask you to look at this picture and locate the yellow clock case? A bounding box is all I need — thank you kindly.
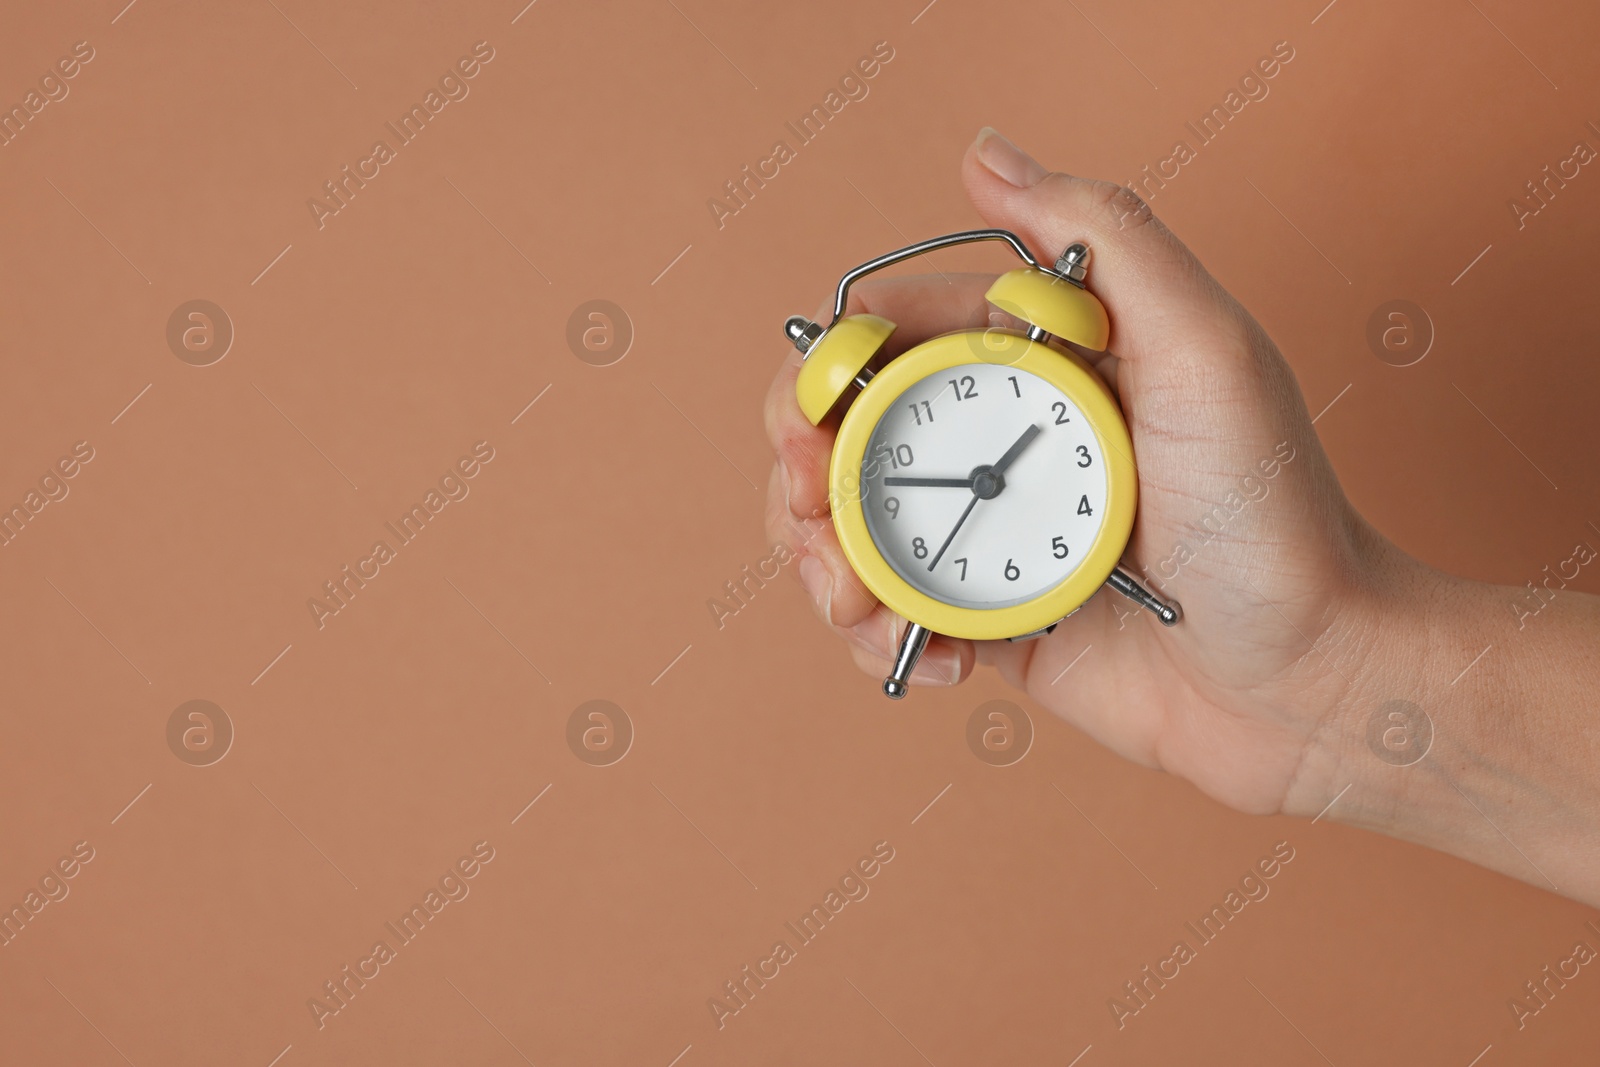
[827,330,1137,641]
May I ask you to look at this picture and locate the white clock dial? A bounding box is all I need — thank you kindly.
[860,361,1109,610]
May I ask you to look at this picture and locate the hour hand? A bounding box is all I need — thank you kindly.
[883,476,975,488]
[990,424,1041,477]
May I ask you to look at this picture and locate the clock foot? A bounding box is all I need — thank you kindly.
[882,622,932,699]
[1106,568,1183,626]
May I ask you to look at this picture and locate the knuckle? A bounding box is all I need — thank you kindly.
[1035,173,1164,246]
[1092,180,1157,234]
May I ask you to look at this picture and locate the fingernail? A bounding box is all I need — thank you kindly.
[798,555,833,625]
[975,127,1048,188]
[914,647,962,686]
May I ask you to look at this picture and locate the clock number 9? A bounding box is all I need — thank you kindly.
[884,496,900,519]
[1076,445,1092,468]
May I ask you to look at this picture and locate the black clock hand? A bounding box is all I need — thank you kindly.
[925,424,1041,573]
[989,423,1041,477]
[926,493,980,572]
[884,476,976,488]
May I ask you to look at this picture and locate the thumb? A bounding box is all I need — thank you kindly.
[962,127,1247,368]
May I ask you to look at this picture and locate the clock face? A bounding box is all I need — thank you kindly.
[860,361,1109,610]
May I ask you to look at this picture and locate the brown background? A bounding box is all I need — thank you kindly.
[3,0,1599,1064]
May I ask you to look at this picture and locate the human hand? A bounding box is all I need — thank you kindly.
[764,127,1421,821]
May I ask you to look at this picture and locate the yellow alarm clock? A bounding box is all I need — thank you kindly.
[783,229,1181,699]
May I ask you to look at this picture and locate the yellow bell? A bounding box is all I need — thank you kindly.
[793,313,896,425]
[985,268,1110,351]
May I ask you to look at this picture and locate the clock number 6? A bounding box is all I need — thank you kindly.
[1004,558,1020,581]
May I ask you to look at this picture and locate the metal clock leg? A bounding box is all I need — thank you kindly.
[882,622,932,699]
[1105,568,1182,626]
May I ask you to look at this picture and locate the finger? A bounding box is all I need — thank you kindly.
[1016,593,1170,770]
[974,634,1035,690]
[962,128,1252,372]
[960,126,1328,582]
[763,458,881,630]
[763,348,835,526]
[838,271,996,350]
[763,273,997,524]
[763,464,974,675]
[764,272,1013,630]
[843,606,973,688]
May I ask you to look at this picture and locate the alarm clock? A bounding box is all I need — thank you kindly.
[783,229,1181,699]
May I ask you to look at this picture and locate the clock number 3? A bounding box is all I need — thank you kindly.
[1076,445,1092,468]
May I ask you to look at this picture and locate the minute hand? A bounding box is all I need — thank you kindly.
[925,424,1041,573]
[884,476,975,488]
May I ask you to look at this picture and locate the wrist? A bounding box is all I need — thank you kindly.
[1276,540,1452,825]
[1300,543,1600,902]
